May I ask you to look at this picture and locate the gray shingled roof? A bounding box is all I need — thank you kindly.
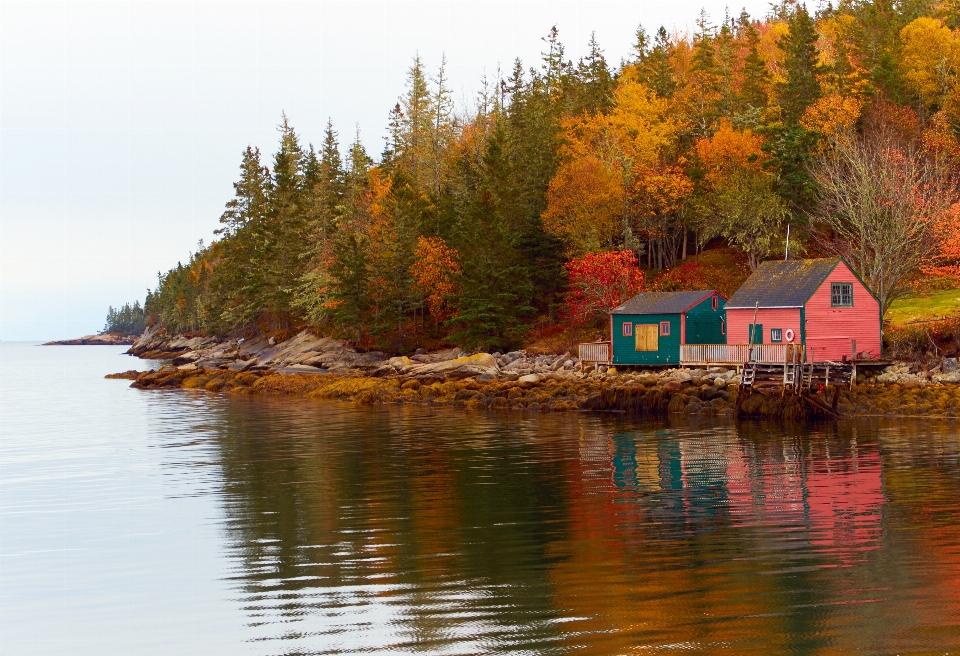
[725,258,841,308]
[611,290,716,315]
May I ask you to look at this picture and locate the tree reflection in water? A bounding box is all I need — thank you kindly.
[202,397,960,654]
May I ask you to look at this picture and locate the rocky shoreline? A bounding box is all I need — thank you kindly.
[112,327,960,420]
[45,333,137,346]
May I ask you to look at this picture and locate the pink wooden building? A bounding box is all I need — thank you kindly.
[724,257,881,361]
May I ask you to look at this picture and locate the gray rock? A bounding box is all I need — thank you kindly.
[943,358,958,373]
[518,373,541,386]
[273,365,327,375]
[229,359,255,372]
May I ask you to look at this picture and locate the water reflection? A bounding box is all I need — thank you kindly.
[196,397,960,654]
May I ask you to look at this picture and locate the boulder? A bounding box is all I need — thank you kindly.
[518,373,541,387]
[406,353,500,380]
[272,365,328,375]
[229,359,256,372]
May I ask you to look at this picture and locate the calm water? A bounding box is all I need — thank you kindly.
[2,343,960,654]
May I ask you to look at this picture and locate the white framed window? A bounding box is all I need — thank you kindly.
[771,328,783,342]
[831,282,853,307]
[622,322,632,337]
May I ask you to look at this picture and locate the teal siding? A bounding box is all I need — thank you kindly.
[611,313,681,365]
[684,295,727,344]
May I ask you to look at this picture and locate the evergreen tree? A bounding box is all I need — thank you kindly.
[689,10,721,134]
[634,26,677,99]
[504,53,566,313]
[778,4,824,124]
[737,16,770,118]
[104,301,146,335]
[261,114,307,325]
[212,146,271,328]
[715,20,738,118]
[450,125,534,350]
[568,33,615,115]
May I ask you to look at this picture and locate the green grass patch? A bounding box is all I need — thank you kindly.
[887,288,960,328]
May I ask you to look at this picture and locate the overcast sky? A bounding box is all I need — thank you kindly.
[0,0,772,341]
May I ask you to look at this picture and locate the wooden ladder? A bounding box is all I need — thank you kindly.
[741,364,756,388]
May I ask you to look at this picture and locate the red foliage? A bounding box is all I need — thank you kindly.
[922,202,960,281]
[564,250,645,324]
[650,247,751,297]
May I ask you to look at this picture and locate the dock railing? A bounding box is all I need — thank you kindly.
[681,344,805,366]
[578,341,611,371]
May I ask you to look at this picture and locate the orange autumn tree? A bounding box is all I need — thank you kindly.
[410,235,461,324]
[543,78,682,256]
[924,202,960,280]
[564,250,645,325]
[694,119,788,269]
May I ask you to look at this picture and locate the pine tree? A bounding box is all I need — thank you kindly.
[449,124,534,350]
[778,4,823,124]
[261,114,307,325]
[635,27,677,99]
[569,33,615,115]
[690,10,721,134]
[737,16,770,118]
[212,146,271,328]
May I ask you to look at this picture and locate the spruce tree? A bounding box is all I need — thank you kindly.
[262,114,307,325]
[635,27,677,99]
[212,146,271,329]
[450,124,534,351]
[778,4,823,124]
[569,33,615,115]
[737,16,770,119]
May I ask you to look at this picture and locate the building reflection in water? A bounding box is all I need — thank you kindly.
[197,396,960,654]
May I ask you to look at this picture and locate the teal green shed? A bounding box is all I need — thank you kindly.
[609,290,728,366]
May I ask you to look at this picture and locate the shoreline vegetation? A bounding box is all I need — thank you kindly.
[109,327,960,420]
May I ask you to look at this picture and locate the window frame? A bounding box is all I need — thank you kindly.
[622,322,632,337]
[831,282,854,307]
[711,295,719,311]
[720,319,725,336]
[770,328,783,343]
[659,321,671,336]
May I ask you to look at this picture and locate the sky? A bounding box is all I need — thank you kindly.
[0,0,773,341]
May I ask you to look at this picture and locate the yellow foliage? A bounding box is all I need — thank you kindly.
[542,156,622,254]
[543,79,685,255]
[900,17,960,111]
[801,93,864,138]
[695,119,767,187]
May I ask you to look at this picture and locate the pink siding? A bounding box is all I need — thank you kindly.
[805,262,881,360]
[726,308,802,344]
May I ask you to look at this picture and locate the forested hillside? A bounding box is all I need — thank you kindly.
[143,1,960,352]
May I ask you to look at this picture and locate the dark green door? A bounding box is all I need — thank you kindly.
[749,323,763,344]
